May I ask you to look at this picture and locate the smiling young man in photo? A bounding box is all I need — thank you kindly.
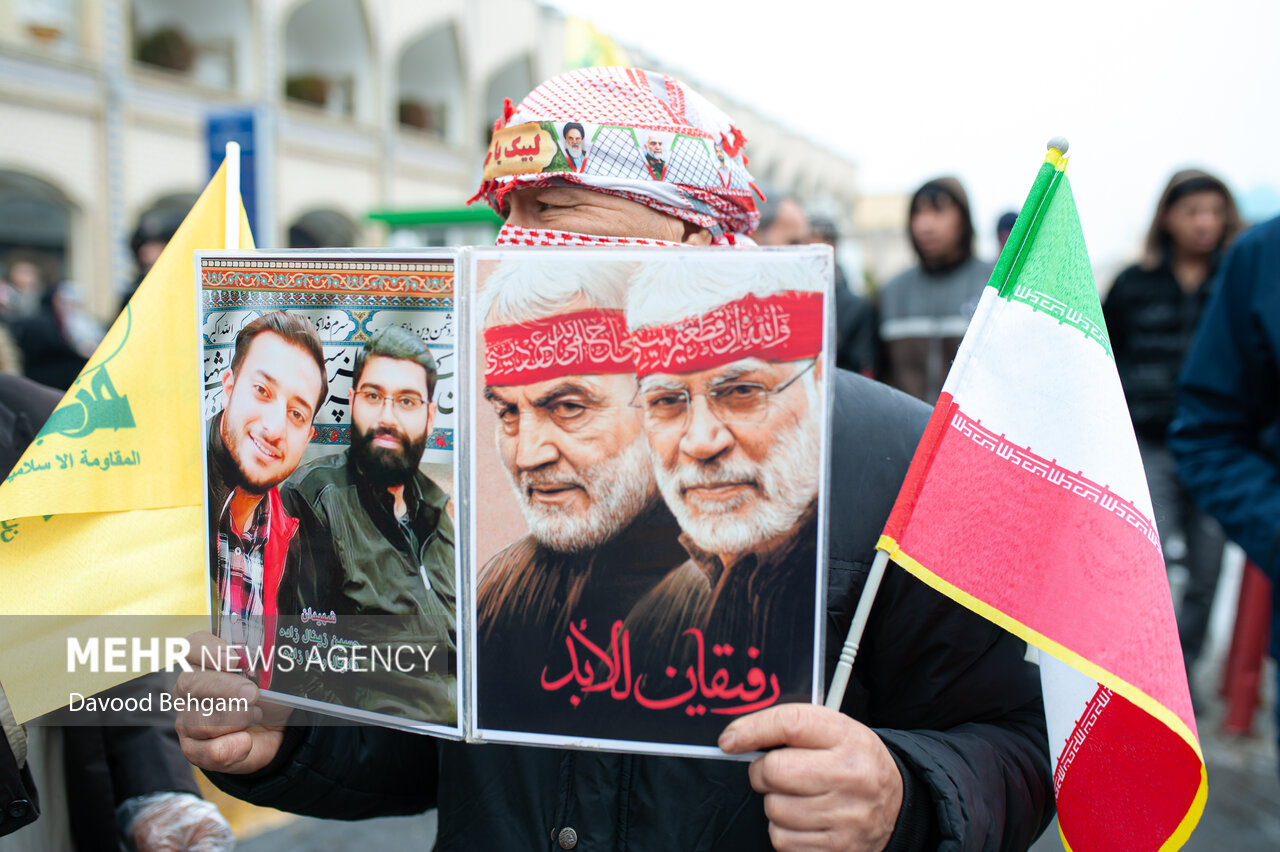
[206,311,327,686]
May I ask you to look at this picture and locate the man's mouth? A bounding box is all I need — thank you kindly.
[525,481,585,506]
[683,481,755,503]
[248,434,282,462]
[373,433,402,449]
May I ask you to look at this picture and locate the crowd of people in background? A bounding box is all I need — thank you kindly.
[0,209,179,390]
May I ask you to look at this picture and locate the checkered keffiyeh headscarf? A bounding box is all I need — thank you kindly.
[472,67,763,244]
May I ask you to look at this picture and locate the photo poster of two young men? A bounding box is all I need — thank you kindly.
[198,252,460,735]
[469,247,833,758]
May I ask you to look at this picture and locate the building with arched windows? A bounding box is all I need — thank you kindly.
[0,0,859,321]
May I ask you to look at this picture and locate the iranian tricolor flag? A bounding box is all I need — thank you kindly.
[877,143,1206,850]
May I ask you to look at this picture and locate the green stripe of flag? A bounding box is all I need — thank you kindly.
[989,159,1114,360]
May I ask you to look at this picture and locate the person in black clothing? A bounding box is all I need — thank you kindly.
[755,195,879,376]
[0,374,55,840]
[1102,168,1244,686]
[119,211,181,314]
[809,215,878,376]
[562,121,586,172]
[6,271,86,392]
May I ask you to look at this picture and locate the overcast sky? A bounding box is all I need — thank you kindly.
[547,0,1280,272]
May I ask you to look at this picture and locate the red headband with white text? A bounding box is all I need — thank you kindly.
[630,291,823,377]
[484,309,635,386]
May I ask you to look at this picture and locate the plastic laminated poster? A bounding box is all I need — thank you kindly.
[196,245,834,758]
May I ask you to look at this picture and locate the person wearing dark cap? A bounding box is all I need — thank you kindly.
[1103,169,1243,697]
[120,211,182,314]
[877,177,993,403]
[996,211,1018,252]
[807,214,879,376]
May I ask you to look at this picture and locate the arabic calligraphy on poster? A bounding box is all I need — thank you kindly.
[540,620,782,717]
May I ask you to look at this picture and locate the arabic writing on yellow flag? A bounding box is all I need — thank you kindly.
[0,163,253,723]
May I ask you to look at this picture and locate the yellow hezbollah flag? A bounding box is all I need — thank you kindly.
[0,163,253,722]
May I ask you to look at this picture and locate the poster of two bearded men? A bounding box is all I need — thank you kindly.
[472,248,831,754]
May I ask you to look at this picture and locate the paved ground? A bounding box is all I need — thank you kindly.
[240,810,438,851]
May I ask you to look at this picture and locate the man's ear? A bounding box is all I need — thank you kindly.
[681,221,712,245]
[220,369,235,401]
[426,401,438,434]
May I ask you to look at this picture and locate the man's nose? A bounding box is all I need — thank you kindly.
[679,394,734,461]
[258,401,288,439]
[372,400,397,429]
[514,414,560,470]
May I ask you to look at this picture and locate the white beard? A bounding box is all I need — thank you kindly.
[507,433,657,553]
[566,144,583,160]
[653,413,819,557]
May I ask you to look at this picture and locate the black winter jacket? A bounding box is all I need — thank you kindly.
[209,371,1054,851]
[1102,259,1217,442]
[281,453,457,723]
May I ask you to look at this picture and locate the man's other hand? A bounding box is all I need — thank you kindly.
[719,703,903,852]
[173,632,293,775]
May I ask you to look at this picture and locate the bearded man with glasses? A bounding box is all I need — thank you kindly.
[283,325,457,723]
[623,258,826,718]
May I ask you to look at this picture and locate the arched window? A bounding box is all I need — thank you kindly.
[0,170,72,276]
[282,0,373,122]
[130,0,253,91]
[397,23,463,144]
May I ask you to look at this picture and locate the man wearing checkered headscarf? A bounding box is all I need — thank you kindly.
[472,66,761,246]
[187,67,1053,852]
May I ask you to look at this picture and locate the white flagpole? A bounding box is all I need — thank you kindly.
[825,549,890,709]
[223,141,241,251]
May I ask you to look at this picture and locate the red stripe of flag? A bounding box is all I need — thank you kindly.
[1055,686,1203,852]
[885,393,1193,731]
